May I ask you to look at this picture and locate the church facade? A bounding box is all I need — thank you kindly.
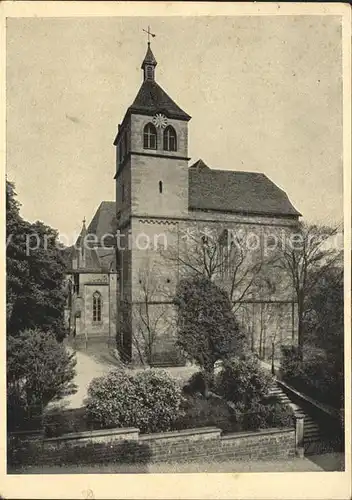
[65,202,118,347]
[66,42,301,364]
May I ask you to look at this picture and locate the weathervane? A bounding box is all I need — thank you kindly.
[142,25,156,44]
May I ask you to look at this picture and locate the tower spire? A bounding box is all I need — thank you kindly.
[141,26,157,82]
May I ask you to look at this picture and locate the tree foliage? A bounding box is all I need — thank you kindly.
[304,264,343,354]
[215,354,294,430]
[7,329,77,430]
[280,263,344,409]
[6,180,68,339]
[215,353,273,406]
[274,222,342,352]
[174,276,246,390]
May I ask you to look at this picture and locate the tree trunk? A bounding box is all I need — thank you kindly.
[203,363,215,398]
[297,296,304,360]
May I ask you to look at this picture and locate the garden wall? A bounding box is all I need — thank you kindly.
[140,426,296,463]
[17,425,296,466]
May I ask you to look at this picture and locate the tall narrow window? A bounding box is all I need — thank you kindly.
[163,126,177,151]
[159,180,163,194]
[93,291,102,322]
[73,273,80,295]
[143,123,157,149]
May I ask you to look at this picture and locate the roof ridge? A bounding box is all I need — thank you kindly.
[190,167,266,176]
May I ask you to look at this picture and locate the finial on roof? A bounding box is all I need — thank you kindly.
[141,26,157,82]
[142,25,156,44]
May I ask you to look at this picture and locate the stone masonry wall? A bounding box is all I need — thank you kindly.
[22,426,296,466]
[125,213,299,361]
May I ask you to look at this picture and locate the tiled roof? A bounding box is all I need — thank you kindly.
[69,201,117,272]
[129,80,191,121]
[188,160,301,217]
[87,201,116,245]
[84,247,116,272]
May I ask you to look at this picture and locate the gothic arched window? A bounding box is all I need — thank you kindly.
[143,123,157,149]
[163,126,177,152]
[159,180,163,194]
[93,291,102,323]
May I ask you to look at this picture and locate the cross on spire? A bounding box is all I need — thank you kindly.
[142,25,155,45]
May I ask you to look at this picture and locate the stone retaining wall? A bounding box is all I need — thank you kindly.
[26,425,296,464]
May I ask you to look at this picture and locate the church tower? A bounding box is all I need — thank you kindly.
[113,41,191,360]
[114,41,191,222]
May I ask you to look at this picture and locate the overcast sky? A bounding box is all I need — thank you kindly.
[6,15,343,240]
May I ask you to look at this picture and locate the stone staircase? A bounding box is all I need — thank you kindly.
[269,382,322,454]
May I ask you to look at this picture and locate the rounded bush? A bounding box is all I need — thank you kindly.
[85,368,184,434]
[85,370,137,429]
[132,369,184,433]
[215,353,273,406]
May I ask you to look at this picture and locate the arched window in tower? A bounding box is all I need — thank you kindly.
[159,180,163,194]
[92,291,102,323]
[143,123,157,150]
[163,126,177,152]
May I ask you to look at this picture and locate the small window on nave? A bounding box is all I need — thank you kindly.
[159,180,163,194]
[93,291,102,323]
[143,123,157,150]
[163,126,177,152]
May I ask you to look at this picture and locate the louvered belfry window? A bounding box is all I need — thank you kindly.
[143,123,157,149]
[93,291,102,322]
[163,126,177,151]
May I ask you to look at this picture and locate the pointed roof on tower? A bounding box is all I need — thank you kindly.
[75,217,87,248]
[141,42,157,69]
[114,43,190,145]
[129,80,191,121]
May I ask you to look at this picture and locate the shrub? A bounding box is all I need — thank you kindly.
[280,345,344,409]
[132,370,184,433]
[7,329,77,432]
[215,353,273,406]
[280,345,306,381]
[85,369,137,430]
[85,369,184,434]
[176,393,237,432]
[183,371,206,396]
[242,400,295,431]
[43,407,89,437]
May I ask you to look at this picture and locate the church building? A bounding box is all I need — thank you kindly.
[66,40,301,364]
[65,202,118,347]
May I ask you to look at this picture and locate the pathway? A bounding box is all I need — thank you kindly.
[51,346,197,410]
[11,452,344,474]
